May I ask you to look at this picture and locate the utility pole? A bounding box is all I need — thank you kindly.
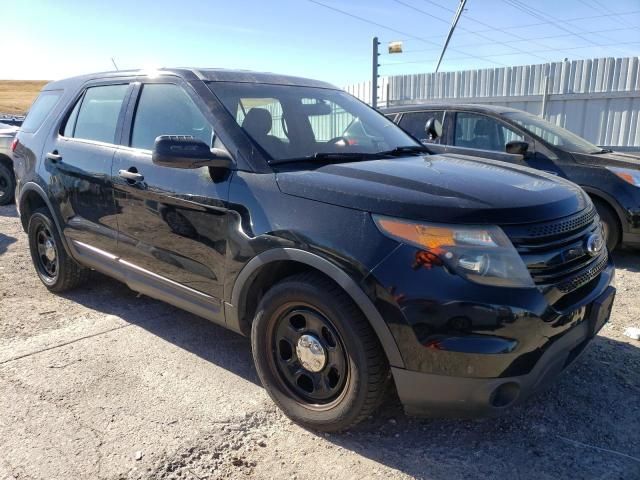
[371,36,380,108]
[435,0,467,73]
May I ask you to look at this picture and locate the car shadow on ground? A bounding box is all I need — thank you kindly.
[59,268,640,479]
[0,204,19,218]
[59,272,260,386]
[614,248,640,273]
[0,233,17,255]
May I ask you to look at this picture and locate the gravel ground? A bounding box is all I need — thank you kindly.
[1,202,639,480]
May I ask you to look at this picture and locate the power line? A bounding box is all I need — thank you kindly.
[380,25,640,56]
[384,40,640,67]
[391,0,552,62]
[504,0,637,57]
[404,8,640,40]
[579,0,637,29]
[304,0,510,67]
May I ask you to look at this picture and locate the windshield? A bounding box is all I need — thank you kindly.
[209,82,420,163]
[502,111,601,154]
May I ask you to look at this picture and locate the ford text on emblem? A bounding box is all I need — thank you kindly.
[585,232,604,256]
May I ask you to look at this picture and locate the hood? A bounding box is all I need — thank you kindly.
[276,154,589,225]
[572,150,640,169]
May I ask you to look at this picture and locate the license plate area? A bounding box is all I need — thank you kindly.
[588,286,615,337]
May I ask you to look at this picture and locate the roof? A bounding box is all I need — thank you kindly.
[380,103,523,114]
[43,68,337,91]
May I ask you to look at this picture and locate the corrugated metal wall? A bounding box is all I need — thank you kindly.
[345,57,640,148]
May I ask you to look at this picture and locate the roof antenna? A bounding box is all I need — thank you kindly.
[111,57,119,71]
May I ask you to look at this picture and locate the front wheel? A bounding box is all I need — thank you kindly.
[251,272,389,432]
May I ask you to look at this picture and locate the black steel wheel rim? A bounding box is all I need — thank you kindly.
[271,305,348,405]
[34,223,58,279]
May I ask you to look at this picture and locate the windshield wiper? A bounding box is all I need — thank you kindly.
[376,145,430,156]
[270,152,388,165]
[591,148,613,154]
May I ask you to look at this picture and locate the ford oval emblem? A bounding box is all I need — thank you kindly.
[585,232,604,256]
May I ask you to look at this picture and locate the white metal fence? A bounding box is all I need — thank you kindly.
[344,56,640,148]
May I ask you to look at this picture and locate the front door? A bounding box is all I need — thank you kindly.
[43,82,131,253]
[112,80,231,317]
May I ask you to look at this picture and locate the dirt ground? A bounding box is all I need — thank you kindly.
[0,81,48,115]
[1,202,639,480]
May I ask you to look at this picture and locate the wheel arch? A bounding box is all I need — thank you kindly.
[18,182,73,255]
[227,248,405,368]
[581,186,625,233]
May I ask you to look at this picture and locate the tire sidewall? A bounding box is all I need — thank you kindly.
[251,281,371,430]
[593,200,620,251]
[28,211,61,287]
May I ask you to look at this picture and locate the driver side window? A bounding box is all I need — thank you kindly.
[454,112,523,152]
[131,83,213,151]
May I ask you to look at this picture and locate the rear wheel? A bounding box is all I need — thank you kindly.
[593,199,621,251]
[28,208,90,292]
[0,163,15,206]
[251,272,389,432]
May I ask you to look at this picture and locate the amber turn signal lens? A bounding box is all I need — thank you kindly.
[376,218,456,249]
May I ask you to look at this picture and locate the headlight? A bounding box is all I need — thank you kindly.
[606,166,640,187]
[373,215,534,288]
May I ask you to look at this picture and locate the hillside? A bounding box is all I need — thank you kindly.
[0,80,49,115]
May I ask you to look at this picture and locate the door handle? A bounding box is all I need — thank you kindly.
[46,151,62,162]
[118,169,144,182]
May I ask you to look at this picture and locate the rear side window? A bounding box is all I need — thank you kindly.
[72,84,129,144]
[131,83,213,150]
[21,91,62,133]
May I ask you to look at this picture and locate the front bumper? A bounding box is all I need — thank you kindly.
[393,284,615,416]
[368,243,616,416]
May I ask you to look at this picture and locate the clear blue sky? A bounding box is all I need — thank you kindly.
[3,0,639,86]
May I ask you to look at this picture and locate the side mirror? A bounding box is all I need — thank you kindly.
[152,135,232,169]
[505,140,529,155]
[424,118,443,140]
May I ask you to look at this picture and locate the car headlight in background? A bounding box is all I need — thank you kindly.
[606,166,640,187]
[373,215,534,288]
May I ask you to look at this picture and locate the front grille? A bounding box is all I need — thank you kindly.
[502,206,608,296]
[524,207,596,239]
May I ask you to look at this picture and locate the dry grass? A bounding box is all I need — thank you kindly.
[0,80,49,115]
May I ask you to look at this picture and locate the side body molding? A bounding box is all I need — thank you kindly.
[226,248,405,368]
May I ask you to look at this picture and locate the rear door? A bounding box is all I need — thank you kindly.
[42,81,132,253]
[112,78,231,313]
[446,111,530,164]
[397,110,447,154]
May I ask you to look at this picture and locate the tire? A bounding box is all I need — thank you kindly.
[593,199,621,251]
[28,208,90,292]
[251,271,389,432]
[0,162,15,206]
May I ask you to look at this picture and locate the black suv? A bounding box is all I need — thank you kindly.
[13,69,615,431]
[383,104,640,251]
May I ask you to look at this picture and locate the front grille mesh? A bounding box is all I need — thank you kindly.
[524,207,596,239]
[556,252,608,293]
[503,206,607,295]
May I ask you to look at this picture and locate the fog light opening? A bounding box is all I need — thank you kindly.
[489,382,520,408]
